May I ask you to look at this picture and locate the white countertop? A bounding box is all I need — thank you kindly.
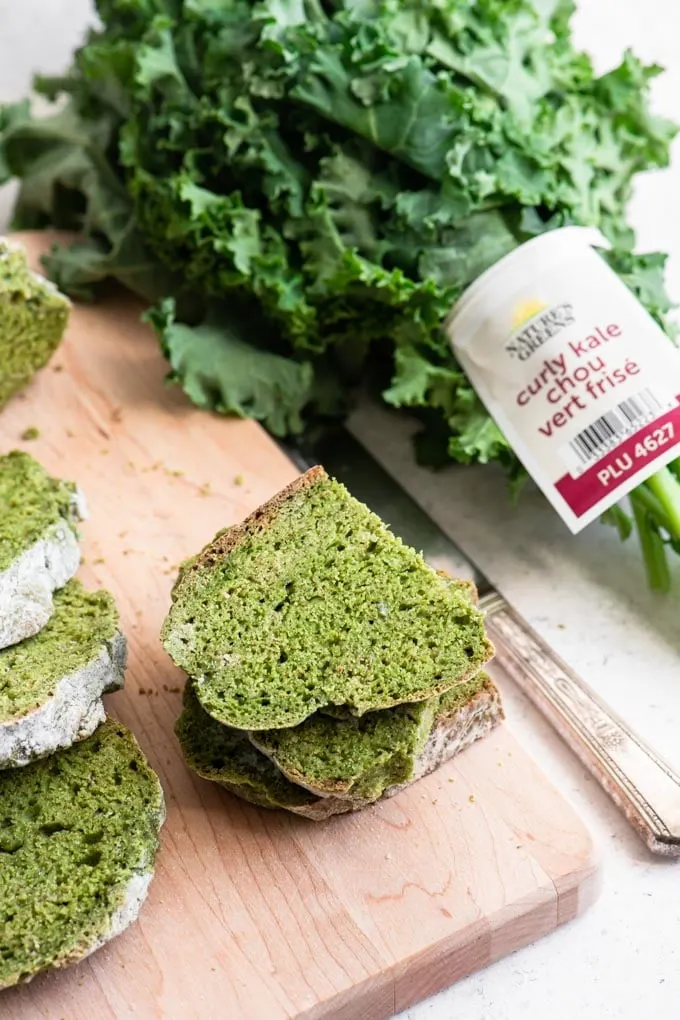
[1,3,680,1018]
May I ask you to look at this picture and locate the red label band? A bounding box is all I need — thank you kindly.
[555,402,680,518]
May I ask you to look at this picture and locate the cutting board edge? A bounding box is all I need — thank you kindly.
[290,848,600,1020]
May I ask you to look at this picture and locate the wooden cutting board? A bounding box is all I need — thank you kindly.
[0,233,599,1020]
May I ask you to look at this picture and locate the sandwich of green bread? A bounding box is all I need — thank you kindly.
[163,467,494,731]
[0,719,165,990]
[0,451,86,649]
[0,238,70,409]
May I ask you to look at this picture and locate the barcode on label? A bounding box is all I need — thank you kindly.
[561,389,670,475]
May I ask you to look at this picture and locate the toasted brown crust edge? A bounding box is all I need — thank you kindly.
[172,467,328,596]
[199,465,328,567]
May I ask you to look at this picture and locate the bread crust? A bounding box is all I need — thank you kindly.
[0,631,127,769]
[173,467,328,590]
[0,721,165,990]
[0,521,81,649]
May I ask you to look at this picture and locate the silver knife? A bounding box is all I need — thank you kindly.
[285,425,680,857]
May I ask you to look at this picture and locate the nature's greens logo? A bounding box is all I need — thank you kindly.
[505,300,575,361]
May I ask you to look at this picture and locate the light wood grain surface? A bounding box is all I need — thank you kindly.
[0,233,599,1020]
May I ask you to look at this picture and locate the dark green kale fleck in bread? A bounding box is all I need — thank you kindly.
[176,675,503,819]
[0,451,86,650]
[163,467,494,730]
[0,718,165,989]
[0,579,126,769]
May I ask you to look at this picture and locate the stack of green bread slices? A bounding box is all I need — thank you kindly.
[166,467,503,820]
[0,451,164,990]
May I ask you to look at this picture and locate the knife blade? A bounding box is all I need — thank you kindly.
[284,424,680,856]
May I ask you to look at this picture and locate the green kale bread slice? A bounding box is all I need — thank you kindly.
[0,451,86,649]
[0,718,165,990]
[163,467,494,730]
[0,579,126,769]
[0,239,70,409]
[176,675,503,820]
[250,672,502,801]
[176,682,323,815]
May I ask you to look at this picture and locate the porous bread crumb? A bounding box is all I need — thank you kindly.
[251,674,490,799]
[0,240,70,407]
[0,579,119,727]
[176,679,502,818]
[0,451,82,575]
[0,719,164,988]
[164,467,494,730]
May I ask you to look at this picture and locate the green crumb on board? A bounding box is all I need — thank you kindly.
[21,426,40,441]
[199,482,211,497]
[0,240,70,408]
[234,474,244,486]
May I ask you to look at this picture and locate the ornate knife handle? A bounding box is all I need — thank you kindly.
[482,593,680,856]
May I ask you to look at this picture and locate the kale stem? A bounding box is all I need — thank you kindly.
[630,491,671,593]
[633,482,673,535]
[644,467,680,539]
[666,457,680,484]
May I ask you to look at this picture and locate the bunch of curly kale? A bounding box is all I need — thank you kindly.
[2,0,680,587]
